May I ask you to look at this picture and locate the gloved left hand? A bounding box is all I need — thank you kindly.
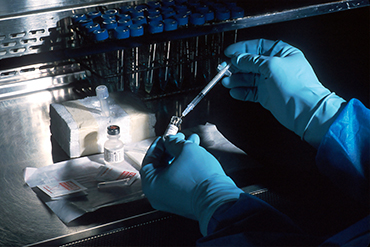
[140,133,243,236]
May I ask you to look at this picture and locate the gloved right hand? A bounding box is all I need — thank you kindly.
[140,133,243,236]
[222,39,346,148]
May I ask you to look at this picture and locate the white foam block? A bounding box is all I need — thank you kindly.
[50,92,156,158]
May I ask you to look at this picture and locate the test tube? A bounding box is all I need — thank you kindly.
[128,24,144,93]
[96,85,110,117]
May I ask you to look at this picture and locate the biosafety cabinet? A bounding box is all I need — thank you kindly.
[0,1,369,246]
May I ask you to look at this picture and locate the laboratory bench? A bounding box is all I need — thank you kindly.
[0,1,369,246]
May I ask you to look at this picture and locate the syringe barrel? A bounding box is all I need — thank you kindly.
[200,63,231,95]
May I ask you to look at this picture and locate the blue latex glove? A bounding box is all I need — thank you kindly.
[222,39,346,148]
[140,133,243,236]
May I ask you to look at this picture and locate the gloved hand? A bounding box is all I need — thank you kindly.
[140,133,243,236]
[222,39,346,148]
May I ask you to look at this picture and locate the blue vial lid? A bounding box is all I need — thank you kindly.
[196,5,209,14]
[204,10,214,21]
[175,5,187,13]
[162,10,176,19]
[121,5,133,14]
[102,19,118,30]
[101,14,115,20]
[162,0,175,7]
[129,24,144,37]
[87,11,101,19]
[72,14,86,23]
[174,14,188,26]
[224,1,238,8]
[79,19,94,27]
[147,8,161,16]
[231,7,244,19]
[189,13,205,26]
[118,18,133,27]
[215,8,230,21]
[178,9,192,16]
[212,3,225,11]
[117,13,131,20]
[148,20,164,33]
[93,29,109,41]
[163,19,178,31]
[147,13,163,22]
[114,26,130,39]
[85,23,100,33]
[135,4,148,12]
[188,2,201,10]
[132,16,147,25]
[104,9,118,16]
[130,9,145,18]
[147,1,161,9]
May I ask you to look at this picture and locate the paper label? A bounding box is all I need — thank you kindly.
[104,148,124,163]
[37,179,87,199]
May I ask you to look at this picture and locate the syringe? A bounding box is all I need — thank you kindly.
[181,62,232,118]
[163,62,233,136]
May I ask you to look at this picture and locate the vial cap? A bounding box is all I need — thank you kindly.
[147,1,161,9]
[162,10,176,19]
[189,13,205,26]
[79,19,94,27]
[93,29,109,41]
[85,23,100,33]
[129,24,144,37]
[148,20,164,33]
[104,9,118,16]
[163,19,178,31]
[175,5,188,13]
[87,11,102,19]
[130,9,145,18]
[107,125,120,135]
[196,5,209,14]
[147,8,161,16]
[117,13,131,21]
[231,7,244,19]
[72,14,87,23]
[215,8,230,21]
[96,85,109,99]
[101,14,115,20]
[174,14,188,26]
[118,18,133,27]
[147,13,163,22]
[114,26,130,39]
[121,5,134,14]
[204,10,215,21]
[132,16,147,25]
[102,19,118,30]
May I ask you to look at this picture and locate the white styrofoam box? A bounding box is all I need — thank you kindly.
[50,92,156,158]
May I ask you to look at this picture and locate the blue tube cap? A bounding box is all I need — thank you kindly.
[121,5,134,14]
[129,24,144,37]
[72,14,87,23]
[130,9,145,18]
[132,16,147,25]
[162,10,176,19]
[102,19,118,30]
[147,1,161,9]
[114,26,130,39]
[85,23,100,33]
[215,8,230,21]
[101,14,115,20]
[163,19,178,31]
[87,11,101,20]
[148,20,164,33]
[104,9,118,16]
[190,13,205,26]
[118,18,133,27]
[204,10,215,21]
[174,14,188,26]
[93,29,109,41]
[162,0,175,7]
[79,19,94,28]
[117,13,131,21]
[147,13,163,22]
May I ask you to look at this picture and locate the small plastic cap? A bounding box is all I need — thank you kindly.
[148,21,164,33]
[215,8,230,21]
[163,19,178,31]
[231,7,244,19]
[174,14,188,26]
[114,26,130,39]
[107,125,120,135]
[93,29,109,41]
[96,85,109,99]
[129,24,144,37]
[190,13,205,26]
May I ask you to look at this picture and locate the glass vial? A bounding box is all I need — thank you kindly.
[163,116,182,136]
[104,125,124,165]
